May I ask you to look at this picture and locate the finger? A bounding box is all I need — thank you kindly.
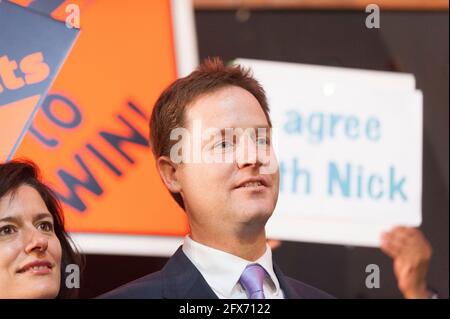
[388,226,416,238]
[381,234,403,258]
[382,228,414,256]
[407,228,428,244]
[393,228,429,255]
[381,227,417,257]
[388,228,411,248]
[402,227,421,239]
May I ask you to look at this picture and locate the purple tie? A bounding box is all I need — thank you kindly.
[239,264,266,299]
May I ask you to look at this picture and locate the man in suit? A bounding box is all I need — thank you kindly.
[102,57,333,299]
[102,58,434,299]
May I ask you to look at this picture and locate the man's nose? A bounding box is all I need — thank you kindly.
[236,135,262,169]
[24,230,49,254]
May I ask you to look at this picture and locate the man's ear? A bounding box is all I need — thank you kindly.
[156,156,182,193]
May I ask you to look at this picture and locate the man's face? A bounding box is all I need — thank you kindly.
[174,85,279,233]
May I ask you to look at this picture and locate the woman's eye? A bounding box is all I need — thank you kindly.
[0,225,17,236]
[37,222,54,233]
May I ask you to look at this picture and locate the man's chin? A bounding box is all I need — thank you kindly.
[237,206,273,224]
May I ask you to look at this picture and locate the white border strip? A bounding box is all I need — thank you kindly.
[172,0,199,77]
[70,233,184,257]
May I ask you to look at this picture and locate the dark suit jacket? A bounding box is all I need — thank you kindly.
[100,246,334,299]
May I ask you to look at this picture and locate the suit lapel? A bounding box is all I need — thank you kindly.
[273,263,301,299]
[161,247,218,299]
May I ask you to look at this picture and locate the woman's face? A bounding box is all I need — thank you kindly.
[0,184,62,299]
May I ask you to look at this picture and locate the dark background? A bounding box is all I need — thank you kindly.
[78,10,449,299]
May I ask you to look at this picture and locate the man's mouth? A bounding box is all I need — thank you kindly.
[241,181,264,188]
[236,177,268,190]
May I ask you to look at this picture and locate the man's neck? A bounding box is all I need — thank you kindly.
[189,227,268,261]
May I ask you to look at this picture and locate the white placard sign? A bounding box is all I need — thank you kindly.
[235,59,423,247]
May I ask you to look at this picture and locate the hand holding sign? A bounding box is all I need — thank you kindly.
[381,227,433,299]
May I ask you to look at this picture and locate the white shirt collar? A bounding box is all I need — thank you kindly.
[182,235,282,298]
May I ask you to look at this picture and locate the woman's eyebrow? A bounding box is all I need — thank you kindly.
[33,213,53,222]
[0,213,52,224]
[0,216,19,224]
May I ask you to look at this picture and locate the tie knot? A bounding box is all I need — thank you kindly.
[239,264,266,299]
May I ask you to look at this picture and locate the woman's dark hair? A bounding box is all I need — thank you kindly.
[0,159,83,298]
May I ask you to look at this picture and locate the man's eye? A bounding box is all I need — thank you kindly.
[0,225,17,236]
[215,140,233,149]
[257,137,270,145]
[37,222,54,233]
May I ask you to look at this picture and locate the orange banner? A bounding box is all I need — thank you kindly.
[14,0,189,237]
